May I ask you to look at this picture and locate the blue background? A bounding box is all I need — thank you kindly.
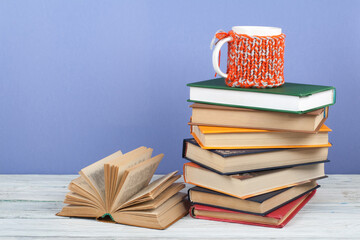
[1,0,359,174]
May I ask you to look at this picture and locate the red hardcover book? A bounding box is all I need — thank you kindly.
[189,190,316,228]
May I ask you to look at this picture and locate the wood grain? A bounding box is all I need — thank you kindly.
[0,174,359,239]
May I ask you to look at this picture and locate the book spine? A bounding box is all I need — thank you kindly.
[182,139,188,158]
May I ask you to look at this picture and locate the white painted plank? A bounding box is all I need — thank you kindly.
[0,174,359,239]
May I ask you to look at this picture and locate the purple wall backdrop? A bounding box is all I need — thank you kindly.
[1,0,359,174]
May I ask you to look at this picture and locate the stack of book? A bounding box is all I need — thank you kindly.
[182,78,336,228]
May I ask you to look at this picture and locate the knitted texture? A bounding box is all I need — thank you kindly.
[215,30,286,88]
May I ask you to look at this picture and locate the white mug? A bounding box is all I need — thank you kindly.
[212,26,282,78]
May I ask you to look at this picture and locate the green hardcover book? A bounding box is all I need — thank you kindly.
[187,78,336,114]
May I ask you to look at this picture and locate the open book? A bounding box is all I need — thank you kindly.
[57,147,189,229]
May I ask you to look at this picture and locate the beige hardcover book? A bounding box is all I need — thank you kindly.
[57,147,188,230]
[183,162,326,199]
[189,103,328,133]
[183,138,329,174]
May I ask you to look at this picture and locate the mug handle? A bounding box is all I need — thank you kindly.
[212,36,232,78]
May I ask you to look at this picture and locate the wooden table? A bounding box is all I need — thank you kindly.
[1,174,359,239]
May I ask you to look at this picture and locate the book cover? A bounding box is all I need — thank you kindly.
[183,138,284,158]
[183,162,327,199]
[196,124,332,134]
[187,78,335,97]
[188,184,320,216]
[189,103,329,133]
[187,78,336,114]
[183,138,329,175]
[190,125,332,150]
[189,190,316,228]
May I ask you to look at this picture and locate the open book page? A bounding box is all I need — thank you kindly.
[110,192,188,230]
[69,176,105,211]
[142,192,187,216]
[79,150,123,205]
[150,175,182,198]
[104,147,153,210]
[120,183,185,211]
[118,171,180,209]
[110,154,164,213]
[65,192,102,209]
[57,205,103,218]
[113,192,187,217]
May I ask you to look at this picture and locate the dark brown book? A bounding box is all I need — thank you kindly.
[188,182,319,215]
[183,138,329,174]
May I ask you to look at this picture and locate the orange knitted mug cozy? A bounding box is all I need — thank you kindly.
[214,30,286,88]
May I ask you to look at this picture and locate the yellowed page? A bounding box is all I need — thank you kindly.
[57,205,103,218]
[112,148,153,190]
[68,176,105,211]
[120,183,185,211]
[70,177,98,199]
[79,150,123,206]
[113,192,187,217]
[111,154,163,212]
[64,192,101,209]
[105,147,153,211]
[119,171,179,209]
[110,194,188,230]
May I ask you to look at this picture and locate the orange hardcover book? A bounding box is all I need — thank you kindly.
[191,124,332,149]
[195,124,331,134]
